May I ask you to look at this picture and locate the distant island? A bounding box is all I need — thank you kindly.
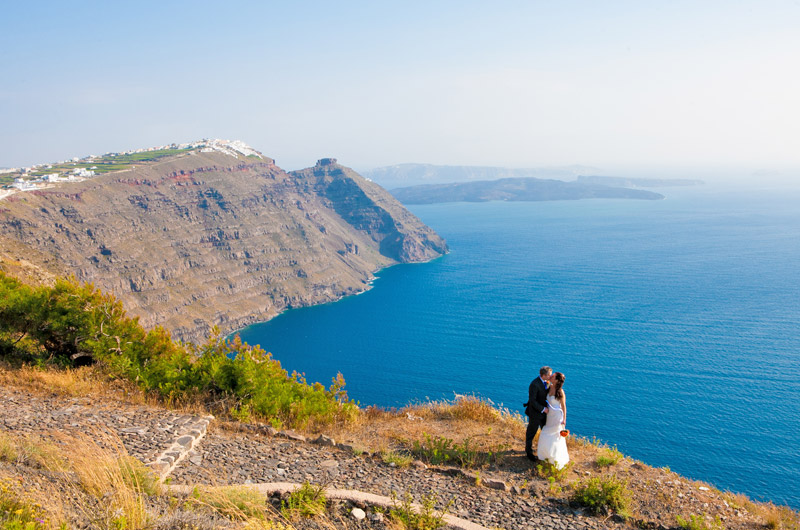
[576,175,704,188]
[390,176,665,205]
[362,163,600,189]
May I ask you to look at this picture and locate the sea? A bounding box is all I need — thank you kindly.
[236,183,800,509]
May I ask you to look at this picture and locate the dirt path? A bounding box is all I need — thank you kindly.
[0,387,622,530]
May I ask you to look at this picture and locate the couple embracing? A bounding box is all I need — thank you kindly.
[524,366,569,469]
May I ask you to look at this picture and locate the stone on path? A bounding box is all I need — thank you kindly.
[351,507,366,521]
[277,430,306,442]
[483,478,509,491]
[312,434,336,446]
[320,459,339,469]
[261,425,277,436]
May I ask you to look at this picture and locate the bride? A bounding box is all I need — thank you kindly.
[537,371,569,469]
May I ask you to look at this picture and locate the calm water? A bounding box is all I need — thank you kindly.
[237,185,800,508]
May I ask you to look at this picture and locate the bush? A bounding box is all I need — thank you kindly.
[382,450,413,468]
[676,513,723,530]
[596,446,624,467]
[0,272,358,429]
[411,432,505,468]
[572,475,633,519]
[536,460,570,485]
[389,492,450,530]
[281,482,326,520]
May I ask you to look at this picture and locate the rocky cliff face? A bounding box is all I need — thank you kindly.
[290,159,448,263]
[0,150,447,342]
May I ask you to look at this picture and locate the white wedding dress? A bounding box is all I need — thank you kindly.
[537,395,570,469]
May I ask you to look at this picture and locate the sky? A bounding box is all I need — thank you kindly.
[2,1,799,179]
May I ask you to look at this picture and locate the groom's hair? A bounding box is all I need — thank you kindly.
[539,366,552,376]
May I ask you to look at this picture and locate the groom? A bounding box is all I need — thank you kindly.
[524,365,552,462]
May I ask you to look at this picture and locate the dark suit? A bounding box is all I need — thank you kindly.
[524,377,549,459]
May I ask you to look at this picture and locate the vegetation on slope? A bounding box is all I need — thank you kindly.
[2,148,190,184]
[2,270,799,530]
[0,430,307,530]
[0,272,356,429]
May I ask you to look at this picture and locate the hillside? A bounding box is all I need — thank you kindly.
[1,367,797,530]
[390,177,664,205]
[0,147,446,342]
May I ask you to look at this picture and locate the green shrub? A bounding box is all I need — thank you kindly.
[281,482,326,520]
[0,272,358,429]
[676,513,723,530]
[536,459,571,488]
[596,446,623,467]
[412,434,453,465]
[389,492,450,530]
[410,433,504,468]
[572,475,632,519]
[382,450,413,468]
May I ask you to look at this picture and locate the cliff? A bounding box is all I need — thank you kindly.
[0,149,446,342]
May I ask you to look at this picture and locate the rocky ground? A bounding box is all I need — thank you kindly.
[1,383,794,530]
[170,425,614,530]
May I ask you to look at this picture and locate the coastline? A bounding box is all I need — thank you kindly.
[223,251,448,342]
[223,196,800,509]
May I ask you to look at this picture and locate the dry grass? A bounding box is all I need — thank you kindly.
[0,431,304,530]
[2,366,799,530]
[0,252,58,287]
[721,492,800,529]
[331,398,800,529]
[0,435,91,529]
[0,362,215,419]
[188,485,287,526]
[67,433,161,528]
[0,430,162,529]
[752,503,800,530]
[0,431,67,472]
[409,394,513,423]
[0,433,17,462]
[333,395,525,460]
[0,363,116,398]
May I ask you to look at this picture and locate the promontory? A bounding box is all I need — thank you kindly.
[0,142,447,342]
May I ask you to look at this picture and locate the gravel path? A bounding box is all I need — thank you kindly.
[0,388,625,530]
[170,429,624,530]
[0,387,206,466]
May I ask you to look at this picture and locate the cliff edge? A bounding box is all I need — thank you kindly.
[0,148,447,342]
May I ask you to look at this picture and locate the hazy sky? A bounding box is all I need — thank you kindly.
[2,1,799,177]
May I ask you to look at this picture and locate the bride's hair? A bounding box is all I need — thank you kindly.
[553,372,565,399]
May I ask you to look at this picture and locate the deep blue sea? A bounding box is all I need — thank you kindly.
[237,184,800,508]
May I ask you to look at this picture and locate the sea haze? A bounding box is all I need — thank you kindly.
[237,184,800,508]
